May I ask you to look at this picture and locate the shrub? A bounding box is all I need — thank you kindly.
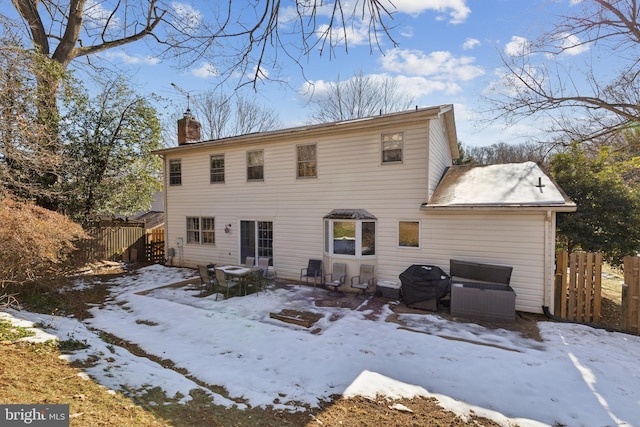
[0,195,86,288]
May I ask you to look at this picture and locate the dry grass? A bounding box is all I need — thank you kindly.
[599,263,625,329]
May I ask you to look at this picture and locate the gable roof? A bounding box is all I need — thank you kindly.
[422,162,576,211]
[154,105,459,160]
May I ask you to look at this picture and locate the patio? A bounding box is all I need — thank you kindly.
[141,274,544,343]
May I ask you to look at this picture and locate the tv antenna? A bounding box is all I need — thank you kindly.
[171,82,192,112]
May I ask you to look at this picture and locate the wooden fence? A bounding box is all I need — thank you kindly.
[622,256,640,334]
[80,221,165,263]
[554,251,602,323]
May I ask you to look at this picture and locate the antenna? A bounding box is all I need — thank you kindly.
[171,82,191,111]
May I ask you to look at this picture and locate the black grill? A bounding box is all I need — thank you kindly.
[400,264,450,305]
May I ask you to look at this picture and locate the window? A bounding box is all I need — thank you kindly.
[382,132,403,163]
[247,150,264,181]
[324,217,376,257]
[210,154,225,183]
[398,221,420,248]
[297,144,317,178]
[169,159,182,185]
[186,217,215,245]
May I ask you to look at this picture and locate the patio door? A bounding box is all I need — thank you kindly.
[240,220,273,265]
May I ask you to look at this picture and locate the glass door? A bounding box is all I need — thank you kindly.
[240,220,273,265]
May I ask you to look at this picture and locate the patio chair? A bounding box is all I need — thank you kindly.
[351,264,375,299]
[197,264,216,295]
[257,257,274,278]
[245,256,255,268]
[324,263,347,296]
[214,268,240,300]
[300,259,323,290]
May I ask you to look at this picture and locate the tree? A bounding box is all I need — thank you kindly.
[550,143,640,266]
[0,29,66,205]
[192,91,281,140]
[489,0,640,146]
[459,141,555,165]
[307,71,414,123]
[60,77,163,222]
[6,0,397,132]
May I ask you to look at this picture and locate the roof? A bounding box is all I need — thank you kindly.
[133,211,165,229]
[422,162,576,211]
[154,105,459,160]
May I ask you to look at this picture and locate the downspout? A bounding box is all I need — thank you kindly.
[543,210,553,312]
[161,155,170,265]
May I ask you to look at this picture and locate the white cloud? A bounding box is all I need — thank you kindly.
[483,65,539,98]
[171,2,203,30]
[391,0,471,24]
[380,48,484,81]
[83,0,119,31]
[190,63,219,78]
[557,33,590,55]
[463,37,480,50]
[317,18,372,47]
[104,51,160,65]
[504,36,532,57]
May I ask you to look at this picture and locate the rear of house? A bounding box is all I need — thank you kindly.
[156,105,575,315]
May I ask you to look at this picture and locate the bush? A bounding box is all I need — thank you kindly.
[0,195,86,288]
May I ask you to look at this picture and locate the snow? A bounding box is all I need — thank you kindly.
[3,264,640,426]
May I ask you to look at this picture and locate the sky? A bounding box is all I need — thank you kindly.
[3,263,640,427]
[27,0,593,148]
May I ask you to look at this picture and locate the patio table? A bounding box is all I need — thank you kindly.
[214,265,259,295]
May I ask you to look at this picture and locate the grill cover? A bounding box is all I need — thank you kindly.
[400,265,450,305]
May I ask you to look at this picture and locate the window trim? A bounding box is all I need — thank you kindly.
[210,154,225,184]
[381,132,403,164]
[186,216,216,245]
[398,220,421,249]
[169,159,182,186]
[324,219,376,258]
[247,149,264,182]
[296,143,317,179]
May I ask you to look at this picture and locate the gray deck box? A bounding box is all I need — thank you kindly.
[377,280,401,299]
[449,259,516,322]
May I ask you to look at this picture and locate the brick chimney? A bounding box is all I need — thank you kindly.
[177,109,201,145]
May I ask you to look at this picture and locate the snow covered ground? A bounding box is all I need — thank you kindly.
[3,264,639,427]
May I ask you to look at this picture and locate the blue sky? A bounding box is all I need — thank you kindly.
[5,0,588,147]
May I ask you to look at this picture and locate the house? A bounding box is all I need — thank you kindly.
[154,105,576,315]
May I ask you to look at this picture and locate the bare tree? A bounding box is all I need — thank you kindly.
[460,141,557,166]
[193,91,281,140]
[307,71,414,123]
[487,0,640,146]
[6,0,397,124]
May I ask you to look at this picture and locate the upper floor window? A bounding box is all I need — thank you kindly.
[210,154,225,183]
[187,217,215,245]
[382,132,403,163]
[398,220,420,248]
[169,159,182,185]
[297,143,317,178]
[247,150,264,181]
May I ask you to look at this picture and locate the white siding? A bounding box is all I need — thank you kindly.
[428,116,452,195]
[414,212,547,314]
[163,118,448,281]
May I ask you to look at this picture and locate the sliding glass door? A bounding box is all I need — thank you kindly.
[240,220,273,265]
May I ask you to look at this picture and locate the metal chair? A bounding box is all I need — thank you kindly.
[245,256,255,268]
[324,262,347,296]
[197,264,216,295]
[300,259,323,290]
[351,264,375,298]
[214,268,240,300]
